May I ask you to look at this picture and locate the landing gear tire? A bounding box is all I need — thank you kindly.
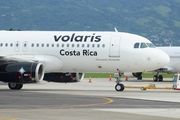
[8,83,23,90]
[115,84,125,91]
[153,75,158,82]
[137,76,142,80]
[158,75,163,82]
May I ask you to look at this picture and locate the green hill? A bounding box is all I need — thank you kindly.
[1,0,180,46]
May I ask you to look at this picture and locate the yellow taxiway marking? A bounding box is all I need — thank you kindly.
[56,96,114,109]
[36,95,114,109]
[0,116,16,120]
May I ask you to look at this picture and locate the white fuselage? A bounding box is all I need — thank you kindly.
[0,31,169,73]
[157,47,180,73]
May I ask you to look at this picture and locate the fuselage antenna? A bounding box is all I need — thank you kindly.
[114,27,118,32]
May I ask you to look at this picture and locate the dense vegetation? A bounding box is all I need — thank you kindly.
[1,0,180,46]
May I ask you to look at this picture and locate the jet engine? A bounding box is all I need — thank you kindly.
[124,72,142,79]
[0,62,44,83]
[44,72,84,83]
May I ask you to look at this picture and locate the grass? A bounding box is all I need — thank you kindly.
[84,73,174,78]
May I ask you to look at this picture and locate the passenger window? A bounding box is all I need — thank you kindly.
[37,44,39,47]
[102,44,105,48]
[92,44,95,48]
[57,44,59,47]
[87,44,90,48]
[42,44,44,47]
[77,44,79,47]
[31,43,34,47]
[62,44,64,47]
[140,43,147,48]
[97,44,100,48]
[52,44,54,47]
[82,44,84,48]
[10,43,13,47]
[72,44,74,47]
[24,43,27,47]
[5,43,8,47]
[134,43,139,48]
[67,44,69,47]
[47,44,49,47]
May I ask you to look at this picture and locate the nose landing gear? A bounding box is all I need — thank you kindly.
[114,72,125,91]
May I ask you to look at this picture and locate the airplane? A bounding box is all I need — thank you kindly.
[124,46,180,82]
[0,30,170,91]
[153,46,180,81]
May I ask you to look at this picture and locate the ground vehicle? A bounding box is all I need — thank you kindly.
[172,73,180,90]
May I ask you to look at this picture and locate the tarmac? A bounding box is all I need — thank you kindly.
[0,77,180,120]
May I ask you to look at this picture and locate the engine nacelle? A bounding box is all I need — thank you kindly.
[43,72,84,83]
[124,72,142,78]
[0,62,44,83]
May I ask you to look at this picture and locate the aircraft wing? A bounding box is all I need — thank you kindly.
[154,66,174,73]
[0,55,39,63]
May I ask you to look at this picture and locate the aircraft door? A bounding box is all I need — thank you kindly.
[109,36,120,57]
[22,41,28,52]
[14,41,20,52]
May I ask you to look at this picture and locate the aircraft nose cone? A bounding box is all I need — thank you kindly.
[157,49,170,67]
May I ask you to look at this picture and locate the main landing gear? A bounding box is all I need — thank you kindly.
[114,72,125,91]
[153,72,163,82]
[8,83,23,90]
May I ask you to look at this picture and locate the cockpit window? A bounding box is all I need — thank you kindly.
[134,42,156,49]
[134,43,139,48]
[140,43,148,48]
[146,43,156,48]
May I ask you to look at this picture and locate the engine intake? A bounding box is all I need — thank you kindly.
[0,62,44,83]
